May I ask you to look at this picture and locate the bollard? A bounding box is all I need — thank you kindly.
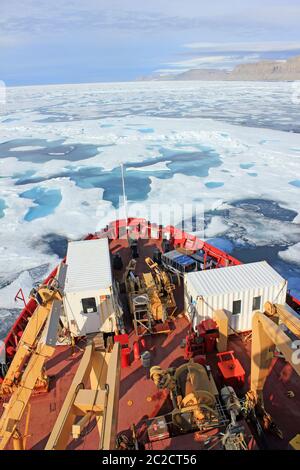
[121,347,131,368]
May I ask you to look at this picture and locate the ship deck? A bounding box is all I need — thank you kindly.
[2,236,300,450]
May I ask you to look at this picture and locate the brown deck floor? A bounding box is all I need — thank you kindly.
[2,236,300,450]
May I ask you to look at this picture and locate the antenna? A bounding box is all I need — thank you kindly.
[120,163,128,227]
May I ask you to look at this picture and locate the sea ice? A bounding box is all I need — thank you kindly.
[279,242,300,265]
[10,145,45,151]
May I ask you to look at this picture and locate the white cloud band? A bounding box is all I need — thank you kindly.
[184,41,300,52]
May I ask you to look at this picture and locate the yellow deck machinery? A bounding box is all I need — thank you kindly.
[124,257,176,336]
[150,361,220,432]
[150,360,248,449]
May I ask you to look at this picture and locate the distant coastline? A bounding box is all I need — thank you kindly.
[138,55,300,81]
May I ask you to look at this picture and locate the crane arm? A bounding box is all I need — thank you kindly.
[1,264,66,396]
[264,302,300,337]
[251,309,300,400]
[1,296,58,395]
[45,339,121,450]
[0,298,62,450]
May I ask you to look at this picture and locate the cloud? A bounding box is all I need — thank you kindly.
[2,1,300,84]
[1,3,300,47]
[164,54,261,71]
[3,1,299,39]
[0,5,224,37]
[156,40,300,75]
[184,41,300,53]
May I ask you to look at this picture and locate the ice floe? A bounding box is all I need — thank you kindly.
[279,242,300,265]
[10,145,45,152]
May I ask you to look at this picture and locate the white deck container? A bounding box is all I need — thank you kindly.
[184,261,287,332]
[63,238,116,337]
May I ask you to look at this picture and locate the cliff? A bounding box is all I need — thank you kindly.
[140,55,300,81]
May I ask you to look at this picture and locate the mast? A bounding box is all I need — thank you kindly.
[120,163,128,227]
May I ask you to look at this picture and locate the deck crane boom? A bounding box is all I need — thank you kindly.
[250,302,300,400]
[45,338,121,450]
[0,264,66,450]
[248,302,300,447]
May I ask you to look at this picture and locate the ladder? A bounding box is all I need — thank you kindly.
[132,294,153,336]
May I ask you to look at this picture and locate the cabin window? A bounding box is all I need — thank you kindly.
[232,300,242,315]
[252,296,261,311]
[81,297,97,314]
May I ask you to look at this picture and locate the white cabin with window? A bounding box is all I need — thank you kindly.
[184,261,287,332]
[63,238,117,337]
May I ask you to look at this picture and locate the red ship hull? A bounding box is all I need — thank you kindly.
[1,218,300,450]
[3,218,299,363]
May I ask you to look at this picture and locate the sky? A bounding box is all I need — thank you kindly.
[0,0,300,86]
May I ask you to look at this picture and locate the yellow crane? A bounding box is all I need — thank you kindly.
[250,302,300,400]
[0,265,65,450]
[0,260,121,451]
[45,338,121,450]
[248,301,300,448]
